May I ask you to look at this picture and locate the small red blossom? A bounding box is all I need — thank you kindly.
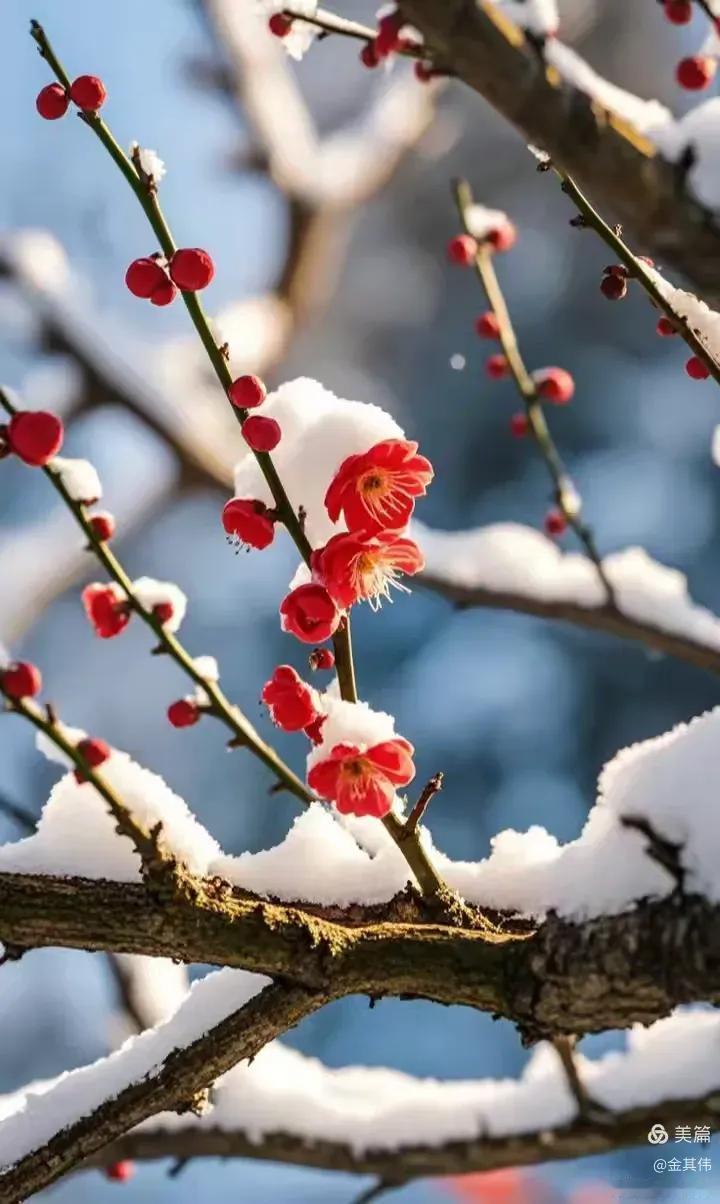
[125,257,168,299]
[308,737,415,818]
[36,83,69,120]
[447,234,478,266]
[280,583,341,644]
[600,273,628,301]
[656,316,677,337]
[544,508,567,537]
[309,648,335,671]
[664,0,692,22]
[242,415,282,452]
[268,12,293,37]
[534,367,575,405]
[222,498,275,550]
[88,511,116,542]
[304,714,327,745]
[677,55,717,90]
[82,583,131,639]
[485,354,509,379]
[475,311,500,339]
[74,736,111,783]
[325,439,433,536]
[149,278,177,307]
[261,665,319,732]
[360,42,380,68]
[169,248,215,291]
[152,601,175,626]
[167,699,200,728]
[374,11,404,58]
[69,75,107,112]
[0,662,42,700]
[7,410,63,466]
[486,220,517,252]
[312,530,424,610]
[228,375,267,410]
[509,412,529,438]
[105,1160,135,1183]
[686,355,710,380]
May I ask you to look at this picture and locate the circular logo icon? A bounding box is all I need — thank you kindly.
[648,1124,669,1145]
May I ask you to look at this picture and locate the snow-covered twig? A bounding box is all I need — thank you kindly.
[453,179,616,606]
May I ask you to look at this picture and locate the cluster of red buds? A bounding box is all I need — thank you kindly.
[658,1,720,89]
[601,261,711,381]
[125,248,214,308]
[36,73,106,119]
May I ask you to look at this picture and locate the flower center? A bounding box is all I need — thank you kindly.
[359,471,387,497]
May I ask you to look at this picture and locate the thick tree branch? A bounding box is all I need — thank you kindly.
[419,571,720,677]
[399,0,720,299]
[0,982,321,1202]
[2,873,720,1039]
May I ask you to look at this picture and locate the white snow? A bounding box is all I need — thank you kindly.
[306,695,400,775]
[6,1003,716,1164]
[50,456,103,505]
[0,751,219,882]
[643,264,720,363]
[463,204,511,241]
[713,424,720,466]
[546,41,673,138]
[35,724,87,770]
[112,956,190,1027]
[0,230,70,293]
[232,377,403,547]
[251,0,319,60]
[0,968,268,1171]
[495,0,558,38]
[130,144,166,183]
[132,578,187,633]
[416,521,720,653]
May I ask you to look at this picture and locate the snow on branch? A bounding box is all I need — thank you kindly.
[0,971,319,1201]
[84,1009,720,1180]
[417,521,720,677]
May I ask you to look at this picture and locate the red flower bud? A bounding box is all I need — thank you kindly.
[474,311,500,339]
[280,584,341,644]
[600,273,628,301]
[663,0,692,23]
[74,736,111,783]
[82,583,131,639]
[105,1161,135,1182]
[167,699,200,728]
[0,662,42,700]
[686,355,710,380]
[656,316,677,337]
[7,410,63,466]
[88,511,116,542]
[544,508,567,537]
[222,498,275,550]
[125,257,167,299]
[242,415,281,452]
[228,375,267,409]
[69,75,107,112]
[268,12,293,37]
[36,83,69,120]
[486,221,517,252]
[309,648,335,671]
[676,55,716,91]
[485,354,509,380]
[447,234,478,266]
[534,367,575,405]
[261,665,319,731]
[152,601,175,626]
[169,248,215,291]
[509,412,529,438]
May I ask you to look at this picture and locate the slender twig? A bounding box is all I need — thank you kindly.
[557,171,720,388]
[350,1178,402,1204]
[404,771,443,835]
[0,685,161,872]
[26,22,451,902]
[0,388,310,805]
[280,5,424,57]
[553,1035,610,1124]
[453,178,617,608]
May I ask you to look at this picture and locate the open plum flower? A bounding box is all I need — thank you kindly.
[307,737,416,818]
[324,438,433,536]
[311,530,425,610]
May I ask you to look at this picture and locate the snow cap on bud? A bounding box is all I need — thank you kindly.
[169,248,215,291]
[261,665,319,732]
[242,415,282,452]
[447,234,478,266]
[74,736,111,783]
[7,410,63,466]
[222,498,276,550]
[36,83,69,120]
[167,699,200,728]
[228,375,267,409]
[280,583,341,644]
[0,662,42,700]
[534,367,575,405]
[69,74,107,112]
